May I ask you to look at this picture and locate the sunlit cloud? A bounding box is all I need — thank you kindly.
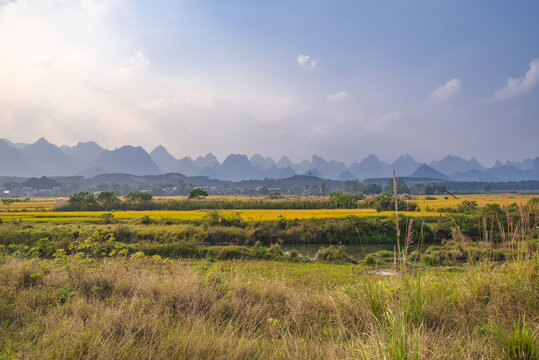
[493,58,539,100]
[118,50,151,76]
[327,91,347,102]
[296,54,318,70]
[430,78,461,103]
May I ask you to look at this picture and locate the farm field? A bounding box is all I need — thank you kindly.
[0,209,445,223]
[413,193,535,210]
[0,198,61,211]
[0,193,533,213]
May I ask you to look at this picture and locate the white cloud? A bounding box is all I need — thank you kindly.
[364,112,402,132]
[327,91,347,102]
[118,50,151,76]
[296,54,318,70]
[430,78,461,103]
[493,58,539,100]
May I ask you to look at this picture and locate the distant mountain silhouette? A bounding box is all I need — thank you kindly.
[174,157,199,176]
[278,166,296,179]
[151,145,178,174]
[408,164,450,180]
[218,154,259,181]
[77,166,108,177]
[311,155,348,179]
[0,139,35,176]
[291,160,311,174]
[23,138,78,176]
[195,153,219,170]
[277,156,293,168]
[337,171,356,181]
[264,164,296,179]
[430,155,485,174]
[349,155,391,179]
[505,158,535,170]
[1,137,538,181]
[62,141,104,168]
[303,168,324,178]
[485,165,531,181]
[250,154,277,172]
[87,146,159,175]
[1,138,30,150]
[22,176,62,190]
[449,169,499,182]
[392,154,420,175]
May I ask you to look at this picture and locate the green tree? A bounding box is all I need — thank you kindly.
[188,188,209,199]
[97,192,119,209]
[385,177,410,194]
[424,183,447,195]
[126,192,152,204]
[329,192,364,208]
[67,192,97,210]
[457,200,478,214]
[363,183,382,195]
[1,198,16,212]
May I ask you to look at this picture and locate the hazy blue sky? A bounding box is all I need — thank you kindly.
[0,0,538,165]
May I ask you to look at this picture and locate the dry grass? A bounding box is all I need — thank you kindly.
[0,255,536,359]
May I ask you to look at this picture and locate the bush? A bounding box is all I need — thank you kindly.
[363,254,375,265]
[315,245,346,262]
[101,213,114,224]
[268,243,283,258]
[358,193,418,212]
[141,215,151,225]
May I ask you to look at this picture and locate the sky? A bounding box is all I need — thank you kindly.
[0,0,538,166]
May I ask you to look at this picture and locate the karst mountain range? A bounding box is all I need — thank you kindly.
[1,138,538,182]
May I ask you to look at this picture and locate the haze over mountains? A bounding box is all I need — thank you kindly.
[1,138,538,182]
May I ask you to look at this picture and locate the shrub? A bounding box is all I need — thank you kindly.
[268,243,283,258]
[141,215,151,225]
[252,241,269,259]
[101,213,114,224]
[363,254,375,265]
[315,245,346,262]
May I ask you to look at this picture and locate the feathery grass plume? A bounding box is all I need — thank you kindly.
[404,219,414,261]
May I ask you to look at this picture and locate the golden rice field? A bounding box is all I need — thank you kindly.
[1,193,533,212]
[413,193,535,210]
[0,198,62,211]
[0,209,445,223]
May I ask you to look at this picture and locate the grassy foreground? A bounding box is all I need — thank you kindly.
[0,254,537,359]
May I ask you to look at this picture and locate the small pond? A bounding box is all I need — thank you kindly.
[281,243,396,260]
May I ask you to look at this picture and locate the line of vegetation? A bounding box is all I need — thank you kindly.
[55,191,424,212]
